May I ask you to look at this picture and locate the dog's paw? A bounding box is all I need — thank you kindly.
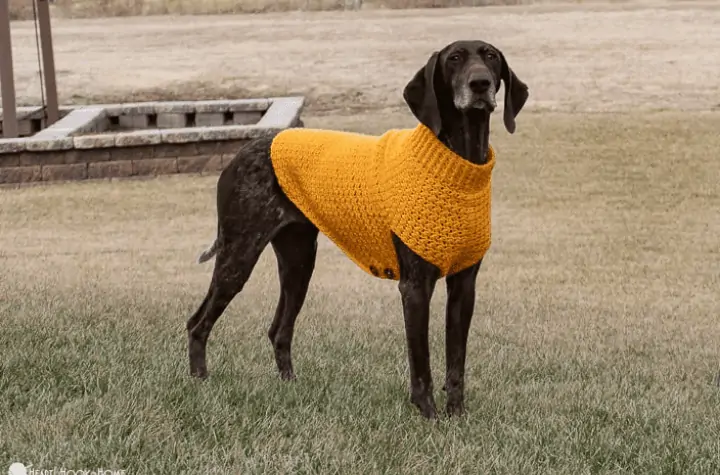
[411,393,438,420]
[190,366,208,379]
[446,401,466,417]
[279,369,296,381]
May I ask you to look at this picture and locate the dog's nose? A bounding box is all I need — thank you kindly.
[469,78,491,93]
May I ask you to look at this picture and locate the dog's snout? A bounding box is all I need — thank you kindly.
[469,77,492,93]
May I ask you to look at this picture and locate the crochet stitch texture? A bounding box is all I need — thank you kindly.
[269,123,495,280]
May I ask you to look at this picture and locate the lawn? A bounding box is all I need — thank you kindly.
[2,1,720,473]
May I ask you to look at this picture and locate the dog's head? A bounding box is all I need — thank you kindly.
[403,40,529,136]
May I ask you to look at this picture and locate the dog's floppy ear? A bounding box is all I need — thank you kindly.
[403,51,442,136]
[498,50,529,134]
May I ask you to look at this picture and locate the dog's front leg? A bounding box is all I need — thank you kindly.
[399,277,438,419]
[393,235,440,419]
[444,261,481,416]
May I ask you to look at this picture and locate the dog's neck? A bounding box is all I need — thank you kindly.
[440,109,491,165]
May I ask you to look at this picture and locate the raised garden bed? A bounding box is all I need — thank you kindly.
[0,97,304,185]
[0,106,71,138]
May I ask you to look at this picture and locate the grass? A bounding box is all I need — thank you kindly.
[1,110,719,473]
[8,3,720,114]
[3,2,720,472]
[10,0,589,20]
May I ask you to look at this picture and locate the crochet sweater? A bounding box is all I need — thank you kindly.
[269,123,495,280]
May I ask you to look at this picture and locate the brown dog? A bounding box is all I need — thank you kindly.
[187,40,529,419]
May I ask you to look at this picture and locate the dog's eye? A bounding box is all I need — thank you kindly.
[486,51,498,61]
[448,53,461,62]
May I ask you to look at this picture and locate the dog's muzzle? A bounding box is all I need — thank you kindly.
[453,73,497,112]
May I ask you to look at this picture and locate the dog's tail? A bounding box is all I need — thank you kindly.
[197,239,218,264]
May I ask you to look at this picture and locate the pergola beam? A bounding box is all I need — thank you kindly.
[0,0,19,138]
[0,0,60,139]
[36,0,59,124]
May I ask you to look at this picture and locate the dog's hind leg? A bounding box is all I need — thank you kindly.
[187,134,292,379]
[267,222,319,380]
[187,232,271,379]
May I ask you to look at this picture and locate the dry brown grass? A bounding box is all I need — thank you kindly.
[48,0,543,18]
[9,0,607,20]
[7,1,720,115]
[2,110,719,311]
[7,0,31,20]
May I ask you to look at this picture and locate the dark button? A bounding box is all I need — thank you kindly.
[369,266,379,276]
[384,268,395,279]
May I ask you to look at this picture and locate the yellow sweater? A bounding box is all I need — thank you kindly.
[269,123,495,280]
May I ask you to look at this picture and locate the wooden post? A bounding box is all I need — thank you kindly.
[0,0,19,138]
[36,0,59,125]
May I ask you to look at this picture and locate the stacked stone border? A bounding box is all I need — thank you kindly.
[0,97,304,185]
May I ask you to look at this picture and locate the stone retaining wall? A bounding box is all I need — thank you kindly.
[0,106,70,138]
[0,97,304,185]
[0,140,250,183]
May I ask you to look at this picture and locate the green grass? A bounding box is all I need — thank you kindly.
[2,286,719,474]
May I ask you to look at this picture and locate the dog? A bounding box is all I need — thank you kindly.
[186,40,529,419]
